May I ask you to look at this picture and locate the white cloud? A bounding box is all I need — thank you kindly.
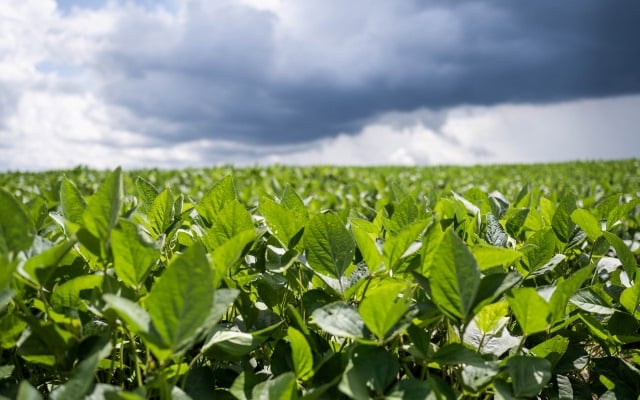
[0,0,638,171]
[261,94,640,166]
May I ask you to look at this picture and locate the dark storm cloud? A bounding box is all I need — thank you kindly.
[93,0,640,144]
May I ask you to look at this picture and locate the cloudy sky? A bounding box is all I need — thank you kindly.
[1,0,639,170]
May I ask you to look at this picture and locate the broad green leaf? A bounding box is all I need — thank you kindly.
[304,212,355,280]
[570,209,602,241]
[506,288,550,335]
[475,301,509,333]
[60,178,86,225]
[287,327,314,381]
[603,231,637,280]
[505,208,529,237]
[252,372,298,400]
[359,281,412,341]
[530,336,569,369]
[16,381,43,400]
[431,343,487,367]
[196,175,235,226]
[82,167,122,241]
[311,302,366,339]
[281,184,308,222]
[620,280,640,319]
[103,294,155,340]
[471,245,522,271]
[351,218,384,273]
[383,218,430,271]
[387,379,436,400]
[552,193,577,243]
[0,188,36,254]
[420,222,444,275]
[0,313,27,349]
[135,176,159,213]
[506,356,552,398]
[386,195,420,233]
[230,371,266,400]
[146,188,174,238]
[522,228,557,272]
[145,244,214,360]
[570,288,616,315]
[50,336,112,400]
[485,213,508,247]
[607,197,640,228]
[200,288,240,338]
[202,326,268,360]
[549,265,593,324]
[111,220,160,289]
[50,274,103,311]
[339,345,399,399]
[207,200,254,248]
[430,229,481,321]
[212,229,257,285]
[260,196,303,249]
[20,240,75,288]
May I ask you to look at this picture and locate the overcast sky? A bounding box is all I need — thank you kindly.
[1,0,639,170]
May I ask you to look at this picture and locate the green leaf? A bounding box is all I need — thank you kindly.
[260,196,304,249]
[359,281,412,341]
[552,193,577,243]
[530,336,569,369]
[111,220,160,289]
[351,218,384,273]
[471,245,522,271]
[431,343,487,367]
[383,218,430,271]
[82,167,123,242]
[603,231,637,280]
[472,272,522,312]
[386,195,420,233]
[506,356,552,398]
[522,228,557,272]
[202,326,268,360]
[386,379,436,400]
[570,288,616,315]
[50,274,103,311]
[549,265,593,324]
[60,177,86,225]
[311,302,366,339]
[211,229,257,284]
[16,381,43,400]
[0,313,27,349]
[146,188,174,238]
[145,244,214,360]
[570,209,602,241]
[135,176,159,213]
[196,175,236,226]
[20,240,75,288]
[103,295,156,342]
[0,188,36,254]
[50,336,112,400]
[230,371,266,400]
[475,301,509,333]
[207,200,254,248]
[505,208,529,237]
[287,327,314,381]
[339,345,399,399]
[252,372,298,400]
[506,288,550,335]
[304,212,355,279]
[485,213,508,247]
[430,229,481,322]
[620,279,640,319]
